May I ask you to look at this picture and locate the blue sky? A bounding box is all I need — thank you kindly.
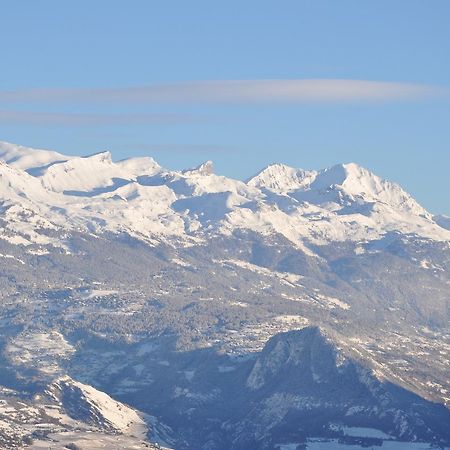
[1,1,449,213]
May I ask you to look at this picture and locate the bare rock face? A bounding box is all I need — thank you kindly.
[233,328,450,449]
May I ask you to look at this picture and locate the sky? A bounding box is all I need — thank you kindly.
[1,1,449,214]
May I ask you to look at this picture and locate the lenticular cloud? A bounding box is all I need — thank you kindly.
[0,79,440,104]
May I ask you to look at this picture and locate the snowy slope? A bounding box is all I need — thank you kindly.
[248,161,429,216]
[40,151,161,194]
[49,376,147,436]
[0,375,167,449]
[0,140,448,249]
[0,141,69,171]
[247,163,317,191]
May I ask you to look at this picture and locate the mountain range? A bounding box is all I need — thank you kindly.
[0,140,448,449]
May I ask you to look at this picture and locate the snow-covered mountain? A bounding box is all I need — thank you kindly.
[0,140,449,449]
[249,161,429,216]
[0,140,69,171]
[0,140,448,251]
[247,163,317,191]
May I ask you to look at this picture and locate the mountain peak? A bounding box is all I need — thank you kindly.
[246,326,343,391]
[310,162,429,215]
[83,150,113,164]
[312,162,373,188]
[246,160,431,219]
[247,163,317,191]
[182,160,214,176]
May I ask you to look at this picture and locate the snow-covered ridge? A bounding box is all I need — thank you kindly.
[0,140,448,248]
[39,150,161,194]
[0,140,69,171]
[248,161,428,217]
[49,376,147,436]
[247,163,317,191]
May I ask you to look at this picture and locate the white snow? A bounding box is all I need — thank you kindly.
[30,430,167,449]
[182,160,214,176]
[230,301,248,308]
[0,252,25,264]
[0,140,448,250]
[314,293,351,310]
[5,331,75,375]
[247,163,317,191]
[39,151,160,194]
[341,426,391,439]
[80,288,118,299]
[53,376,147,436]
[0,140,69,171]
[219,259,303,286]
[304,439,442,449]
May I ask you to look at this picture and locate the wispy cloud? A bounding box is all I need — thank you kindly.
[0,79,442,104]
[0,80,441,127]
[0,110,196,126]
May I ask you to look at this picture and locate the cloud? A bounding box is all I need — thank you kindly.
[0,80,441,127]
[0,79,442,104]
[0,110,196,126]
